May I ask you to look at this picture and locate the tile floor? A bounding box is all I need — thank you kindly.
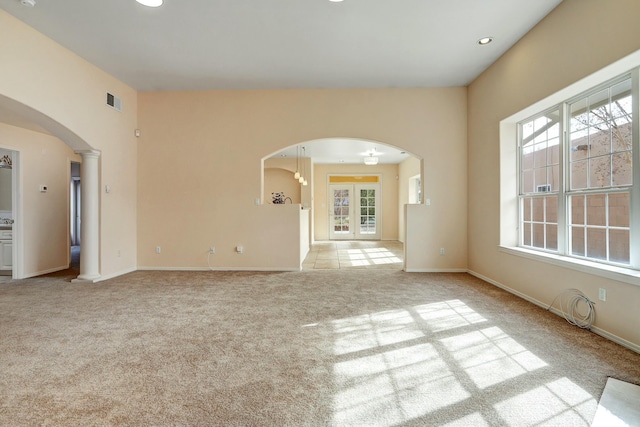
[302,240,404,270]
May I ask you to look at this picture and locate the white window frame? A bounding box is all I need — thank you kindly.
[499,51,640,286]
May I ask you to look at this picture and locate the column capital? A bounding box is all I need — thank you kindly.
[74,149,101,159]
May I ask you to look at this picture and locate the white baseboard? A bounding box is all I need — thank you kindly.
[137,266,299,272]
[94,267,137,283]
[467,269,640,355]
[404,268,468,273]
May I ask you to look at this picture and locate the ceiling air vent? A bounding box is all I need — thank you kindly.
[106,92,122,112]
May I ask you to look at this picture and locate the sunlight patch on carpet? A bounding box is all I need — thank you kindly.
[440,326,548,389]
[415,299,488,333]
[493,377,596,426]
[331,309,424,355]
[332,343,470,427]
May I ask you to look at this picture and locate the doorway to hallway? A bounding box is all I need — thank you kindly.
[70,162,81,270]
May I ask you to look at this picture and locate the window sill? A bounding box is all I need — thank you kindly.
[498,246,640,287]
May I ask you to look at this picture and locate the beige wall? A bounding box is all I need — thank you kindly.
[468,0,640,348]
[0,123,80,277]
[138,87,467,269]
[0,10,138,280]
[313,163,399,241]
[398,156,421,243]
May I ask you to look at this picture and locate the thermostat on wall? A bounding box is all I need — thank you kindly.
[39,185,48,193]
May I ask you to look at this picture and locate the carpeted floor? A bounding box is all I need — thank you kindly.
[1,268,639,426]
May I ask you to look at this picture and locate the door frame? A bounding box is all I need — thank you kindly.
[328,174,382,240]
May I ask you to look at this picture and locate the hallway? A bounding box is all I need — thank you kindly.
[302,240,403,270]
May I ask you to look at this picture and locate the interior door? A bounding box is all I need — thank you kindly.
[329,183,381,240]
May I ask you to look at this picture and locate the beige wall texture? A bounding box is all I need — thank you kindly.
[0,10,138,280]
[138,88,467,270]
[0,123,80,277]
[468,0,640,348]
[313,163,399,241]
[398,156,421,243]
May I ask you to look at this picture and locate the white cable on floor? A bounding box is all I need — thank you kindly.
[547,288,596,329]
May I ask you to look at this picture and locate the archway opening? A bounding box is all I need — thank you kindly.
[263,137,424,271]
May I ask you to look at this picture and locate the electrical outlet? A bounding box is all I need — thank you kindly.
[440,247,445,256]
[236,245,244,254]
[156,246,161,254]
[599,288,607,302]
[210,247,215,254]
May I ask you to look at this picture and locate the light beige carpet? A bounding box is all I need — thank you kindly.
[1,269,639,426]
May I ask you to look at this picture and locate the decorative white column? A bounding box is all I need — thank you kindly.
[72,150,101,282]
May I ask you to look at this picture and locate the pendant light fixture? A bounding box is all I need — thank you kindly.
[302,146,308,186]
[294,146,301,180]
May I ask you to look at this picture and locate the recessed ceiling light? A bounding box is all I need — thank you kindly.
[136,0,163,7]
[20,0,36,7]
[329,0,344,2]
[477,37,493,46]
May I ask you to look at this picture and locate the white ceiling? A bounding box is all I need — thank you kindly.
[0,0,563,163]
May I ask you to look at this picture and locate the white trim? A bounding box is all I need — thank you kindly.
[137,266,300,272]
[499,245,640,286]
[403,268,468,273]
[468,269,640,355]
[94,267,137,282]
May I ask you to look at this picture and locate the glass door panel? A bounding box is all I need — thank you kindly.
[330,186,353,240]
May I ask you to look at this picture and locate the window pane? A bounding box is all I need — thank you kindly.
[523,198,531,222]
[609,229,630,264]
[589,124,611,157]
[550,165,560,191]
[586,228,607,260]
[523,223,531,246]
[532,198,544,222]
[571,226,585,256]
[609,192,630,227]
[589,156,611,188]
[522,169,534,193]
[571,196,585,225]
[547,142,559,164]
[546,196,558,223]
[571,160,588,189]
[535,168,547,191]
[586,194,606,226]
[546,224,558,250]
[522,151,534,169]
[612,152,632,186]
[533,223,544,248]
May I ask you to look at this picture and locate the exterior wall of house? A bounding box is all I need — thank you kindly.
[137,88,467,269]
[468,0,640,348]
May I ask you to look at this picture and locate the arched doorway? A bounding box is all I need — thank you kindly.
[263,137,424,271]
[0,95,101,281]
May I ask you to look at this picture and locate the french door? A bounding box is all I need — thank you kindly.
[329,184,381,240]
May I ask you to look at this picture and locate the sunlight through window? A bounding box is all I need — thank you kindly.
[333,343,470,426]
[494,377,596,426]
[331,309,424,355]
[415,300,488,333]
[440,327,547,389]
